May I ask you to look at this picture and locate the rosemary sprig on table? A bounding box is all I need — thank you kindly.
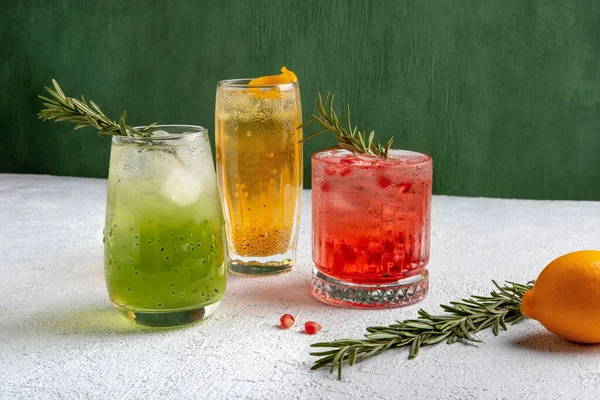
[299,92,394,158]
[310,280,534,380]
[38,79,157,137]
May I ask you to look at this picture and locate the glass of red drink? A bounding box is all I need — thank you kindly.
[311,148,433,307]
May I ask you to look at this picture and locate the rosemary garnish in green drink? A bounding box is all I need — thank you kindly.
[38,79,157,137]
[310,280,534,380]
[299,92,394,158]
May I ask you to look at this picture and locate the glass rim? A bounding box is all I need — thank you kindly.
[312,147,432,167]
[217,78,299,89]
[112,124,208,144]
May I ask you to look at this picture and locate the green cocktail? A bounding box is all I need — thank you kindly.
[36,83,226,326]
[104,125,226,326]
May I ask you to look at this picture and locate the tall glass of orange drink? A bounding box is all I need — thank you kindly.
[215,67,303,275]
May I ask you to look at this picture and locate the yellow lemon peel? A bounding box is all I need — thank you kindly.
[249,66,297,85]
[247,67,297,99]
[521,250,600,343]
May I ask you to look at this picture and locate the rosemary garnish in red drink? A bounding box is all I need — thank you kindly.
[299,92,394,158]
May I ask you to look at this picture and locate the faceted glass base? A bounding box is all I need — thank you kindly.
[310,268,429,308]
[229,259,294,276]
[114,301,221,327]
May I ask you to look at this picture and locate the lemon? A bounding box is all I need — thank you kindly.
[521,250,600,343]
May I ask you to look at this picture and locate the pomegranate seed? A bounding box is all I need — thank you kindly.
[398,182,412,193]
[339,167,352,176]
[383,238,395,253]
[304,321,322,334]
[340,156,359,165]
[377,175,392,188]
[280,314,295,329]
[339,242,357,263]
[325,165,337,176]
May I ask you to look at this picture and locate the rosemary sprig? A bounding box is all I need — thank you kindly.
[299,92,394,158]
[310,280,534,380]
[38,79,157,137]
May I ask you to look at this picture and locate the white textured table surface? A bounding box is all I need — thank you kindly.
[1,174,600,400]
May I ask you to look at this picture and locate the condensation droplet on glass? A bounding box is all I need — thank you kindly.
[244,192,248,198]
[270,179,275,184]
[246,131,252,136]
[273,169,277,174]
[241,184,246,189]
[268,152,274,158]
[234,192,239,197]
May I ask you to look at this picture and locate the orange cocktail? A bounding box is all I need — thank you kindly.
[215,68,303,275]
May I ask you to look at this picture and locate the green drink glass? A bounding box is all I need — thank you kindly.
[104,125,227,327]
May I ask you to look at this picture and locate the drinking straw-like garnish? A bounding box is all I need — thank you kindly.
[299,93,394,158]
[310,280,533,380]
[38,79,157,137]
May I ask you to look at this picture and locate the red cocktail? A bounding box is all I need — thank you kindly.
[311,148,432,307]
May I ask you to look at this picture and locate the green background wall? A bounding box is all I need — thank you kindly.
[2,0,599,200]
